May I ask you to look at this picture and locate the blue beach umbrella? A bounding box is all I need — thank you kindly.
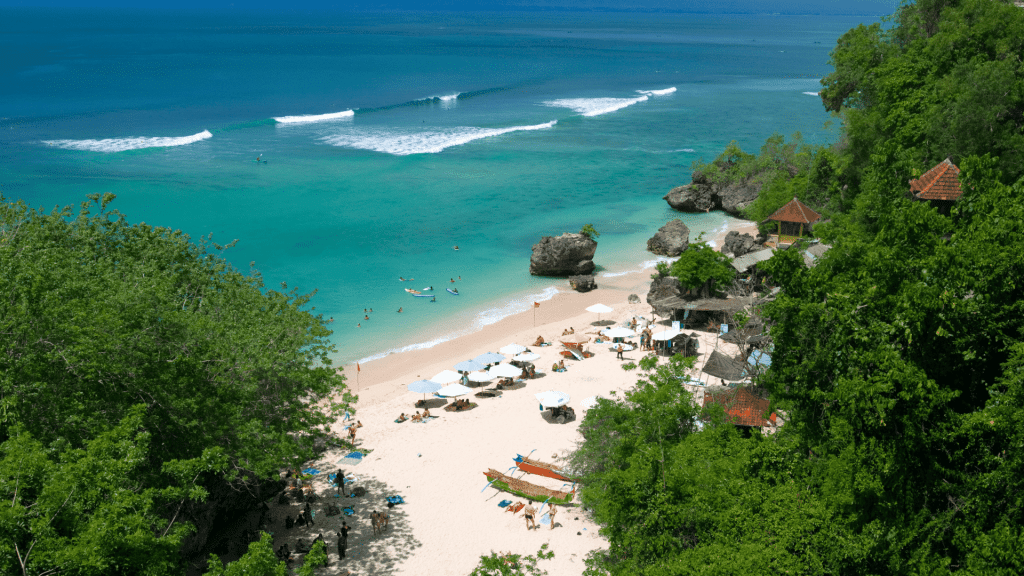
[454,359,487,372]
[473,352,505,365]
[408,379,441,403]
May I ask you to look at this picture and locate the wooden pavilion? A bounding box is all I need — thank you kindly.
[910,158,963,214]
[762,197,821,247]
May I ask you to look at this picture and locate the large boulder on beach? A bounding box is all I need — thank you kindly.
[663,169,763,216]
[664,183,714,212]
[569,275,597,292]
[721,231,759,258]
[646,276,683,317]
[530,233,597,276]
[647,219,690,256]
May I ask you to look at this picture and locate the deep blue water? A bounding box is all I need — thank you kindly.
[0,9,878,363]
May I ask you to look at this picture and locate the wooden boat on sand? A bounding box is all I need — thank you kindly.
[483,469,574,505]
[514,454,576,482]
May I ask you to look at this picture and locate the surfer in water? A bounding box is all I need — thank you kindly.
[397,307,403,313]
[451,288,459,294]
[453,246,459,250]
[431,296,436,302]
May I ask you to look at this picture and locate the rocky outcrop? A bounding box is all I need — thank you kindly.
[664,170,761,216]
[530,233,597,276]
[569,275,597,293]
[646,276,683,317]
[628,293,641,304]
[647,219,690,256]
[721,231,759,258]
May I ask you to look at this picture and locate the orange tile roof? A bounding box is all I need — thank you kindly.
[764,197,822,224]
[703,387,777,427]
[911,158,963,201]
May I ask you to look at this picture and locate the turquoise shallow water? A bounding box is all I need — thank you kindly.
[0,9,878,364]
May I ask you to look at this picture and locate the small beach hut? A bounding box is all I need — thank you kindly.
[703,387,777,429]
[762,197,821,246]
[910,158,963,214]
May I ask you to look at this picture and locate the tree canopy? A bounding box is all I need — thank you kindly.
[0,193,351,574]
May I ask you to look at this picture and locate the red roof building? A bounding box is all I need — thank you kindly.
[911,158,963,202]
[765,197,822,225]
[703,387,777,428]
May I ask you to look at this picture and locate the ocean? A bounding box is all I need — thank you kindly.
[0,8,878,364]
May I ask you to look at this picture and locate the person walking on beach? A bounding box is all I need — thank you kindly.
[548,505,557,530]
[348,425,357,444]
[524,504,537,530]
[616,344,625,360]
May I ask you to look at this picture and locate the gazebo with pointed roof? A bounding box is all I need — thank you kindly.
[762,197,821,246]
[910,158,962,212]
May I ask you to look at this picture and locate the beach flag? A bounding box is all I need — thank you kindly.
[534,302,540,308]
[356,362,360,372]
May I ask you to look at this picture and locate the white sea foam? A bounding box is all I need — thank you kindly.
[356,285,561,364]
[599,256,673,278]
[273,110,354,124]
[321,120,556,155]
[543,96,648,117]
[42,130,212,153]
[637,87,677,96]
[438,93,459,102]
[678,148,695,153]
[803,91,819,96]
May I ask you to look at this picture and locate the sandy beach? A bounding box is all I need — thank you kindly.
[265,217,757,575]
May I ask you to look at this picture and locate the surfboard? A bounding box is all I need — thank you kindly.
[413,294,433,297]
[447,288,459,295]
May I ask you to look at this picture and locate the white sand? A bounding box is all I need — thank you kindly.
[265,217,755,575]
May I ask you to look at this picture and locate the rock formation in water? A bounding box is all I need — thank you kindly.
[569,275,597,292]
[530,233,597,276]
[646,219,690,256]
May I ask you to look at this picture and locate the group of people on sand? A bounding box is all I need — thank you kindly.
[397,408,431,422]
[560,327,575,335]
[523,503,557,531]
[550,359,566,372]
[452,398,472,411]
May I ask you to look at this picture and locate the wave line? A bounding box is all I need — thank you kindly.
[42,130,212,153]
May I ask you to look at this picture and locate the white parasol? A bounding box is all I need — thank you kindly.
[585,303,614,322]
[559,334,590,344]
[513,352,541,362]
[436,383,473,397]
[535,390,571,408]
[602,327,637,338]
[473,352,505,364]
[407,379,441,394]
[431,370,462,384]
[499,343,528,356]
[454,359,487,372]
[651,329,682,341]
[468,371,494,383]
[488,363,523,378]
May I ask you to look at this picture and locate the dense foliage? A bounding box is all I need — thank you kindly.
[0,194,351,575]
[655,241,735,297]
[575,1,1024,574]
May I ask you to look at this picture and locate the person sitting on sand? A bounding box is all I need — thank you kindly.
[533,336,546,346]
[397,413,407,422]
[528,365,536,378]
[422,408,431,418]
[355,420,363,428]
[558,359,566,371]
[411,411,422,422]
[569,327,575,334]
[561,329,569,336]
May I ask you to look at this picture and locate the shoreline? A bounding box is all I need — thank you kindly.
[341,214,758,407]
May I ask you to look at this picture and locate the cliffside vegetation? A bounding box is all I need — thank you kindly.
[576,1,1024,574]
[0,194,351,575]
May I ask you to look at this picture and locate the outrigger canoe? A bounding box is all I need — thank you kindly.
[447,288,459,295]
[404,288,421,295]
[514,454,576,482]
[483,469,574,505]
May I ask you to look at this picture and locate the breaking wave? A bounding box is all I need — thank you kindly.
[321,120,556,155]
[274,110,355,124]
[42,130,212,153]
[543,87,675,117]
[803,91,819,96]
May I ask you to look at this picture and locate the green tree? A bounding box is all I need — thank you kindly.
[0,407,224,576]
[203,532,286,576]
[580,224,600,241]
[667,242,735,297]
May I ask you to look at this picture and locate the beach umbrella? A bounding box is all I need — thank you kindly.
[581,396,600,410]
[431,370,462,384]
[513,352,540,362]
[408,379,441,394]
[651,329,682,341]
[473,352,505,365]
[407,379,441,403]
[585,303,614,322]
[602,327,636,339]
[535,391,570,408]
[499,343,528,356]
[559,334,590,344]
[488,363,523,378]
[468,371,493,383]
[436,383,473,397]
[454,359,487,372]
